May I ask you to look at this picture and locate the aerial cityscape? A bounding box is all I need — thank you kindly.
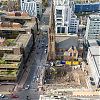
[0,0,100,100]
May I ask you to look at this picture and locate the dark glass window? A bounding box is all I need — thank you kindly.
[57,27,60,33]
[62,27,65,33]
[56,10,62,14]
[70,53,72,56]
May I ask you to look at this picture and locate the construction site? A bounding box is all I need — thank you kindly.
[44,64,87,86]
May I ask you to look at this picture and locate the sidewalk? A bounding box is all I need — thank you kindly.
[13,61,31,92]
[0,92,12,95]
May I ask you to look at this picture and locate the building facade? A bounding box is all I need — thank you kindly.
[87,40,100,88]
[85,14,100,41]
[75,3,100,13]
[20,0,37,17]
[36,0,43,19]
[0,11,37,81]
[54,0,79,34]
[20,0,43,18]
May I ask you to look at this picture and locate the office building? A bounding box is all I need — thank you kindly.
[36,0,43,19]
[20,0,37,17]
[54,0,79,34]
[85,14,100,41]
[20,0,43,18]
[87,39,100,88]
[75,3,100,13]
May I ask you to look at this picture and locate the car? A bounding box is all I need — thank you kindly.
[42,43,44,45]
[44,49,47,53]
[91,82,95,85]
[25,85,30,90]
[90,77,94,81]
[36,78,39,81]
[42,45,44,48]
[10,94,19,98]
[0,94,5,98]
[33,76,37,80]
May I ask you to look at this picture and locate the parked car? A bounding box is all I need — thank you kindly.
[44,49,47,53]
[10,94,19,98]
[0,94,5,98]
[90,77,94,81]
[91,82,95,85]
[25,85,30,90]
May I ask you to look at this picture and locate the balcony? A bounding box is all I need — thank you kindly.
[56,14,62,18]
[0,70,17,81]
[0,70,17,76]
[0,63,19,69]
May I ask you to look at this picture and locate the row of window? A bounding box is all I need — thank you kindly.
[57,27,65,33]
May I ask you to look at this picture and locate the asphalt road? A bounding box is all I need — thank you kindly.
[18,32,48,100]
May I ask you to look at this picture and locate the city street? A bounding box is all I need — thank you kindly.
[0,1,51,100]
[17,33,48,100]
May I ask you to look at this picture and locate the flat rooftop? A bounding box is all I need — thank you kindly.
[0,46,13,51]
[88,39,98,47]
[0,63,19,69]
[89,14,100,19]
[89,46,100,56]
[0,21,35,31]
[5,11,32,20]
[56,34,78,42]
[4,16,32,20]
[0,27,25,31]
[0,33,32,50]
[15,34,32,47]
[3,54,22,61]
[89,46,100,75]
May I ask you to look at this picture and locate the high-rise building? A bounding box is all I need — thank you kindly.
[85,14,100,41]
[36,0,43,19]
[20,0,43,18]
[54,0,79,34]
[20,0,37,17]
[86,39,100,88]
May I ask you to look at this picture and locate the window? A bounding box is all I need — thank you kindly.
[27,0,33,2]
[70,53,72,56]
[74,53,76,56]
[37,4,39,6]
[57,27,60,33]
[57,19,62,21]
[57,27,65,33]
[62,27,65,33]
[37,4,39,8]
[56,10,62,15]
[57,23,62,25]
